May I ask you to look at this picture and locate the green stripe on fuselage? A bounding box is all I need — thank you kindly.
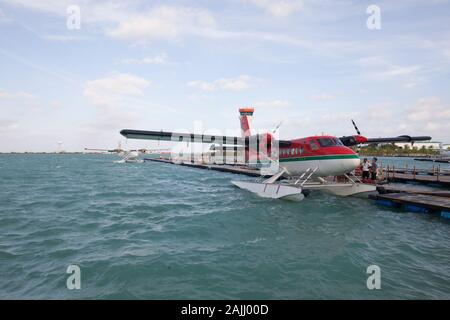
[279,154,359,163]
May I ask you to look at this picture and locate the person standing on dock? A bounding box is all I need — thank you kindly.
[362,158,371,180]
[370,157,378,181]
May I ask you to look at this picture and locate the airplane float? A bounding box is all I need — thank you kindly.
[120,108,431,201]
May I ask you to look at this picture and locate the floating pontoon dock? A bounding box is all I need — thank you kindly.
[377,185,450,197]
[369,192,450,219]
[386,172,450,187]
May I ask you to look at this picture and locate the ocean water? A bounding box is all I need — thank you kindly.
[0,154,449,299]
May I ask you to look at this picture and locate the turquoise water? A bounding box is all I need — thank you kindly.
[0,154,449,299]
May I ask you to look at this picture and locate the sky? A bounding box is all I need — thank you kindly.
[0,0,449,152]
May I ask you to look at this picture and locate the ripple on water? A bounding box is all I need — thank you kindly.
[0,155,449,299]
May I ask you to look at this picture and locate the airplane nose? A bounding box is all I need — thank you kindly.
[346,158,360,172]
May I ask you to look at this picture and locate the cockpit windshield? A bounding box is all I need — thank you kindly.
[317,138,343,147]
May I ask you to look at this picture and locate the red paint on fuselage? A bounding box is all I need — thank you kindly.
[279,136,356,159]
[247,135,357,163]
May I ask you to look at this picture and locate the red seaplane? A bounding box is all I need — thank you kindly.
[120,108,431,201]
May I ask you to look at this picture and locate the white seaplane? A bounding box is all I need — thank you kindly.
[84,146,145,163]
[120,108,431,201]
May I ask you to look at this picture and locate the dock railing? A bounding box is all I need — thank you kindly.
[382,162,449,184]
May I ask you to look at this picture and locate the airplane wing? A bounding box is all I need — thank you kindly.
[120,129,245,145]
[120,129,291,148]
[339,135,432,147]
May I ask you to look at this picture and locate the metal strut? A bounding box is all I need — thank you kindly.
[291,166,319,186]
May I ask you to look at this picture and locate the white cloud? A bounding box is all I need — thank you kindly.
[107,6,216,42]
[246,0,305,18]
[187,75,253,92]
[0,0,132,23]
[0,89,35,100]
[41,34,90,42]
[0,7,12,23]
[356,97,450,141]
[215,75,252,91]
[254,99,291,108]
[2,0,315,47]
[309,93,335,102]
[366,102,394,121]
[0,0,67,15]
[186,80,216,92]
[357,56,423,78]
[356,56,389,67]
[122,53,169,65]
[0,119,19,133]
[407,97,450,122]
[357,56,427,84]
[376,65,423,78]
[84,73,151,108]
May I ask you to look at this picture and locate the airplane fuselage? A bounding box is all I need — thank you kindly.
[248,135,361,177]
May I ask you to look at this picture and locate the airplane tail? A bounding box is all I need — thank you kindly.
[239,108,254,137]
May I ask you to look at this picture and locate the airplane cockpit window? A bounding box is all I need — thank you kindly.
[317,138,343,147]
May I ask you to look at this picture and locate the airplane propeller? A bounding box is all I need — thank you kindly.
[351,119,362,153]
[351,119,361,135]
[272,121,284,134]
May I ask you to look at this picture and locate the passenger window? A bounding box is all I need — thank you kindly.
[310,141,319,150]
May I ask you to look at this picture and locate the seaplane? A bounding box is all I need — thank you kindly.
[84,147,144,163]
[120,108,431,201]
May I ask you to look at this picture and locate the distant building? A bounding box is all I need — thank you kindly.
[395,141,441,150]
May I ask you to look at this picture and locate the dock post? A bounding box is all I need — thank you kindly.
[437,165,440,181]
[413,166,416,180]
[393,165,395,178]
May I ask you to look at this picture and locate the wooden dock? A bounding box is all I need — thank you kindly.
[386,172,450,187]
[370,192,450,219]
[377,185,450,197]
[414,158,450,164]
[384,167,450,176]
